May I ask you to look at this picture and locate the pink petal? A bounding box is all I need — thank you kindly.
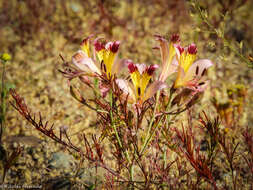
[155,36,169,69]
[144,81,167,101]
[99,82,110,98]
[184,79,210,93]
[136,64,147,74]
[184,59,213,81]
[195,80,210,92]
[159,56,179,81]
[146,64,159,75]
[106,41,120,53]
[174,44,185,58]
[72,50,101,75]
[112,58,127,75]
[116,79,136,102]
[168,56,179,74]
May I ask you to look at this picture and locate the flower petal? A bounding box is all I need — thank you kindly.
[105,41,120,53]
[116,79,136,102]
[146,64,159,76]
[112,58,127,75]
[155,36,169,69]
[184,59,213,81]
[72,50,101,75]
[159,56,178,81]
[194,80,210,92]
[174,44,185,58]
[144,81,167,101]
[167,56,179,74]
[174,65,186,88]
[99,82,110,98]
[136,64,147,74]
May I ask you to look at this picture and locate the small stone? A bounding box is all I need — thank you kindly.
[48,151,74,170]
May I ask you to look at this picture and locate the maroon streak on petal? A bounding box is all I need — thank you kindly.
[109,41,120,53]
[146,64,159,75]
[175,44,184,55]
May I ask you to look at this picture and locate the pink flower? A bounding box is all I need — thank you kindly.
[116,61,166,104]
[174,43,213,92]
[93,38,122,79]
[72,37,124,79]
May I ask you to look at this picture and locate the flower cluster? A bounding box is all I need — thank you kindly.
[69,34,213,107]
[11,34,218,189]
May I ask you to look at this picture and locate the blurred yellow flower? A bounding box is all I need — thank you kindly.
[1,53,11,62]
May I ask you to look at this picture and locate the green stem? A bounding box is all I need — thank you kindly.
[140,91,160,155]
[109,91,123,150]
[109,90,132,180]
[163,92,173,169]
[140,90,173,155]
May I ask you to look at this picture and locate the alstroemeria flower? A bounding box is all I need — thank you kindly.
[116,61,166,104]
[72,36,102,76]
[174,43,213,91]
[72,37,124,79]
[155,34,180,82]
[94,38,122,79]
